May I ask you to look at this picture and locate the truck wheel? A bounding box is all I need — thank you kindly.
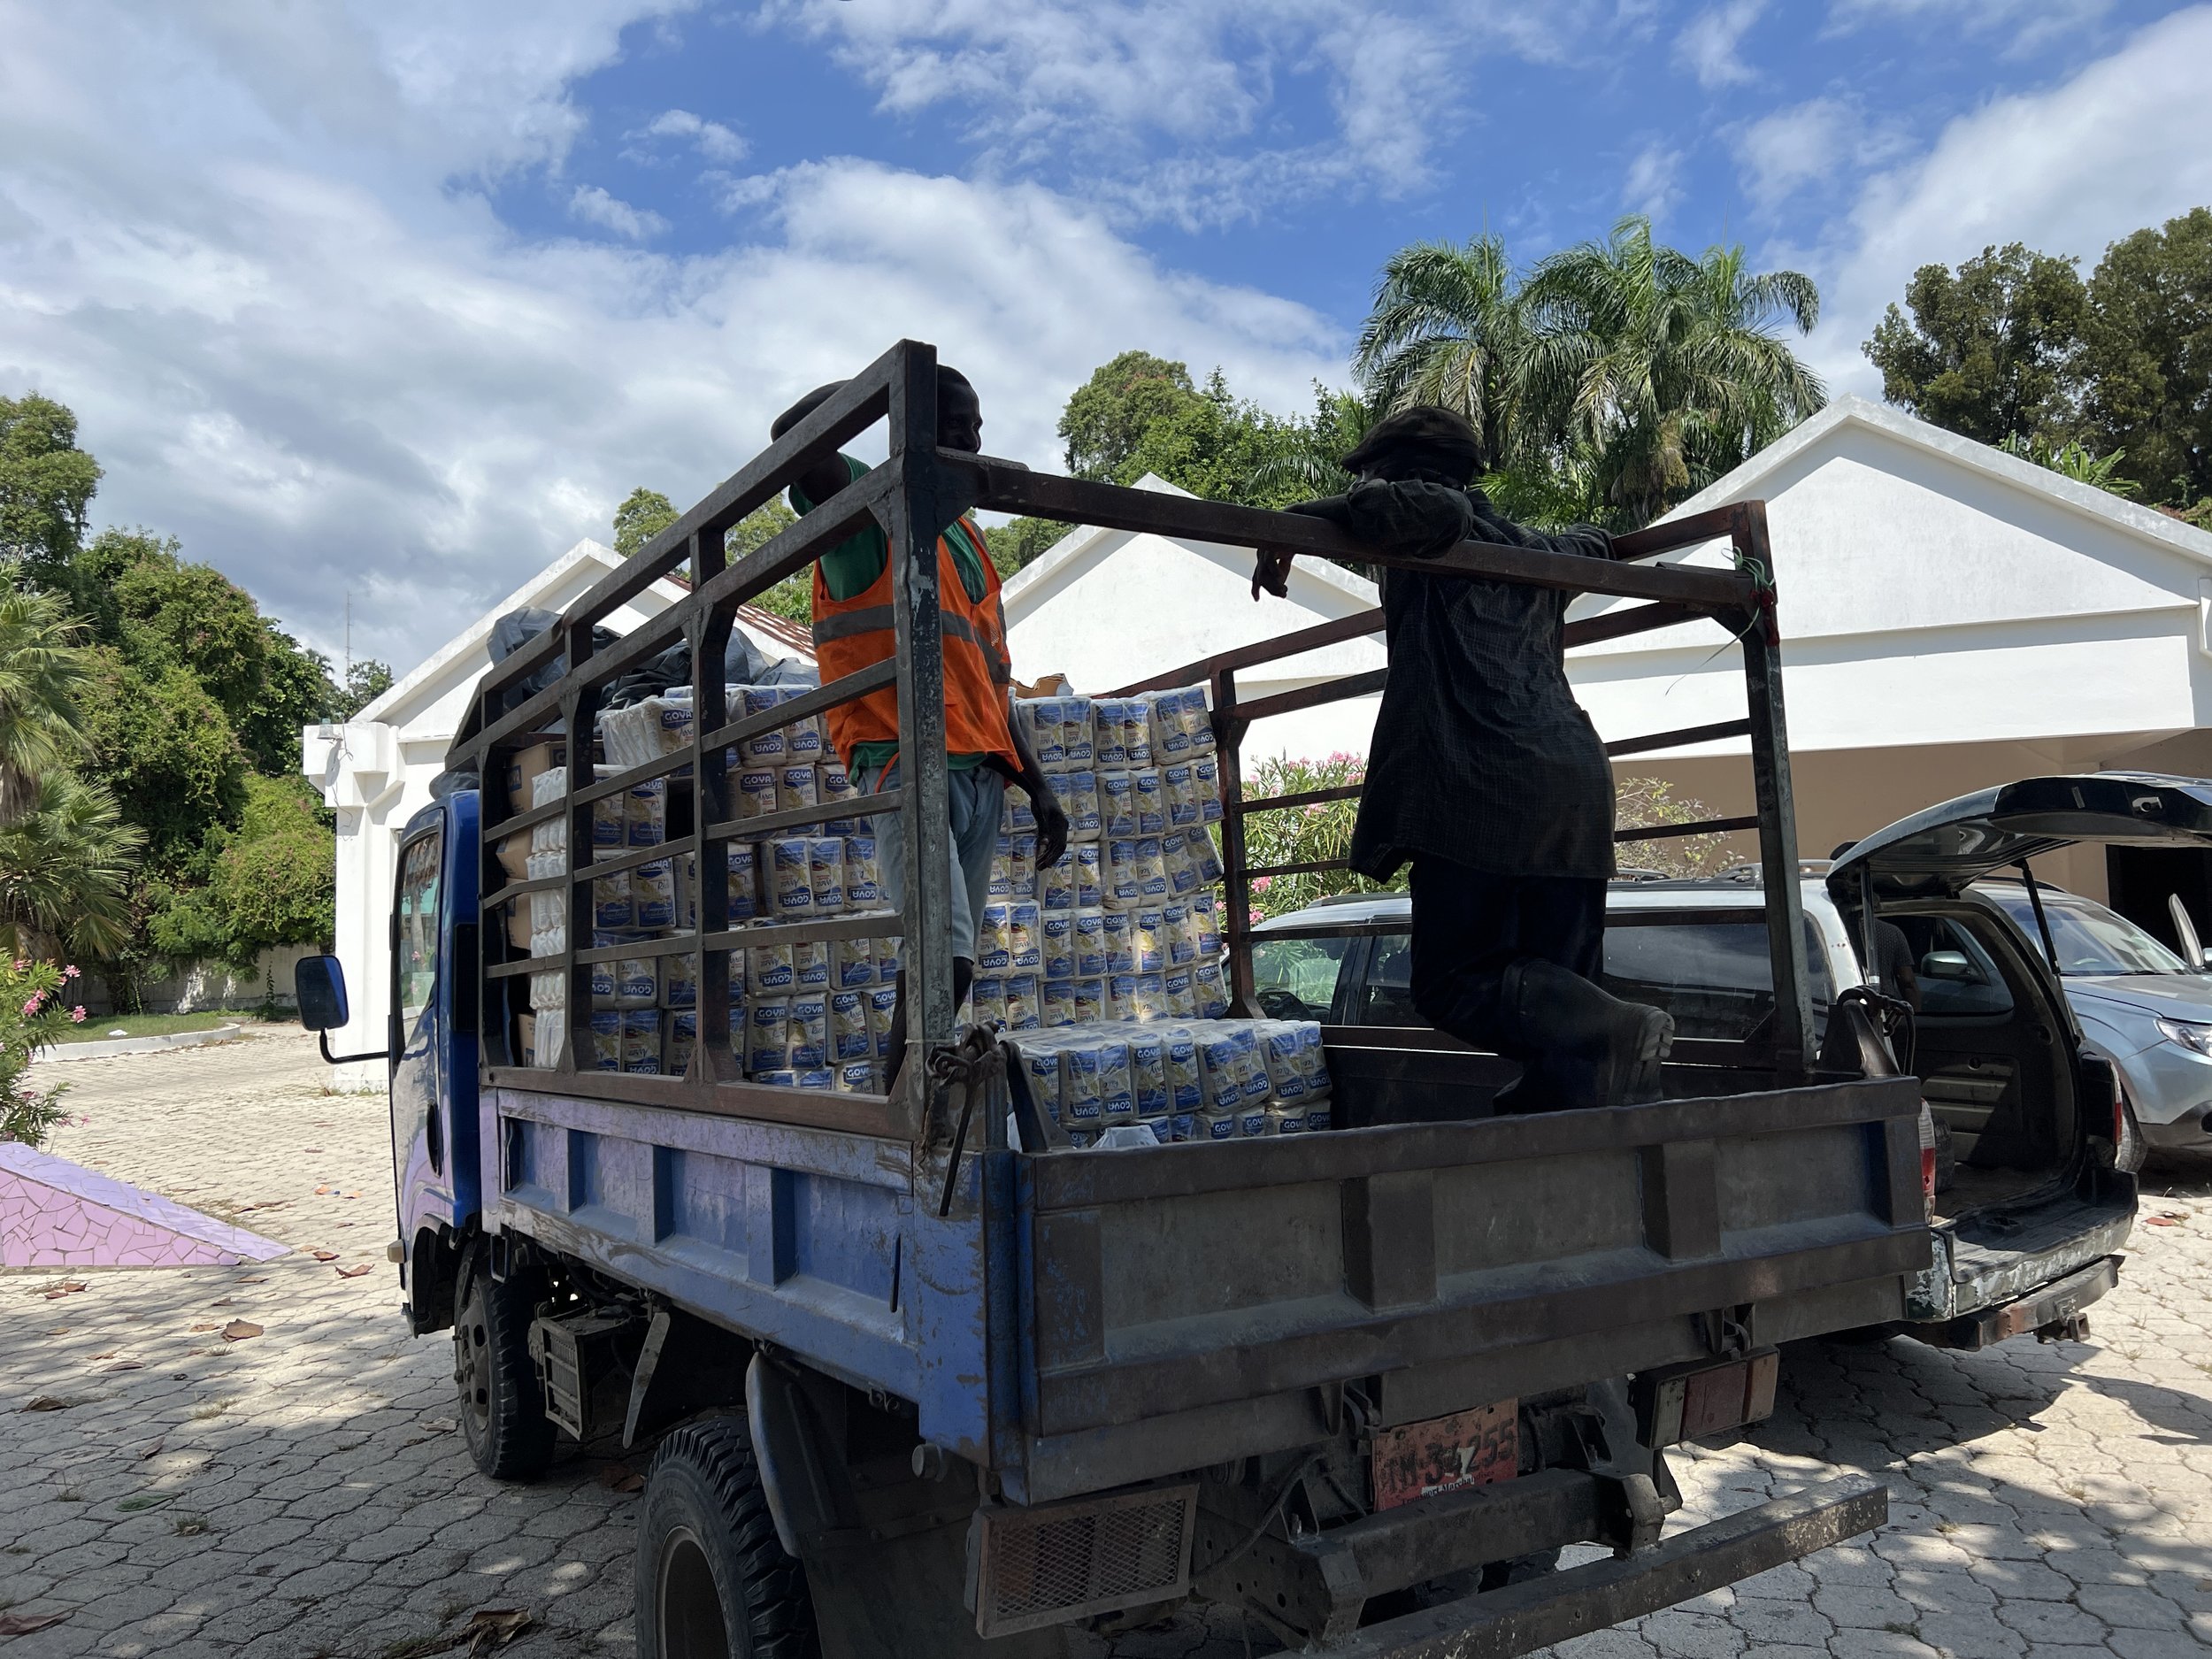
[453,1246,556,1481]
[636,1416,817,1659]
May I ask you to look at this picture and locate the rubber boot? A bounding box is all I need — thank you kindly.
[1489,958,1673,1111]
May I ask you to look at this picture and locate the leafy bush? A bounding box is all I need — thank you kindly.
[1240,755,1733,922]
[0,958,85,1147]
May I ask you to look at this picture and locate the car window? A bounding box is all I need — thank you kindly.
[1362,933,1419,1027]
[1896,916,2015,1018]
[1251,935,1356,1021]
[1978,886,2190,976]
[1600,918,1834,1044]
[396,832,442,1025]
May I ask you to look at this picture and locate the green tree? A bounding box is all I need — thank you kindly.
[1997,432,2139,497]
[336,659,396,718]
[1516,218,1824,530]
[0,394,102,568]
[2078,207,2212,511]
[81,649,247,864]
[1059,351,1202,481]
[0,770,143,958]
[982,517,1072,575]
[613,486,680,557]
[144,775,334,970]
[1355,234,1525,469]
[726,498,812,623]
[1863,242,2086,447]
[0,588,96,826]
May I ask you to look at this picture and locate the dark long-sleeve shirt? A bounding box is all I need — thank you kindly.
[1329,478,1620,883]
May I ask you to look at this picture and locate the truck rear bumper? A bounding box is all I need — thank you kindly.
[1908,1256,2121,1351]
[1328,1476,1887,1659]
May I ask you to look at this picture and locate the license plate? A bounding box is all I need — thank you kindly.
[1370,1399,1517,1512]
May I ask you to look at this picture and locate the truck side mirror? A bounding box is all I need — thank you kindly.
[296,955,350,1032]
[1919,950,1974,981]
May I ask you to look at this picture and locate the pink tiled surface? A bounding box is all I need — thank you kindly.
[0,1141,288,1267]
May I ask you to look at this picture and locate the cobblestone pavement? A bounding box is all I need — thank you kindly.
[3,1030,2210,1658]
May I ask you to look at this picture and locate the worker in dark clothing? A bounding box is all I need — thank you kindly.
[1262,406,1672,1111]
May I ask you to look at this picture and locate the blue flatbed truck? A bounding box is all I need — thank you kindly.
[297,342,1942,1658]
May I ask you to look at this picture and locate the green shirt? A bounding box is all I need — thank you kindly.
[791,454,995,773]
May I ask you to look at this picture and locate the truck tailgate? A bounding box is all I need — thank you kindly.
[1016,1076,1928,1497]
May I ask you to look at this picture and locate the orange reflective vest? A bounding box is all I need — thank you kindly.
[810,519,1019,772]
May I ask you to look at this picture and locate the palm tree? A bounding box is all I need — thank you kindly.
[1353,235,1526,470]
[1516,217,1824,529]
[0,588,93,826]
[0,770,143,958]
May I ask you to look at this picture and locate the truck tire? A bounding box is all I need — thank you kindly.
[453,1246,556,1481]
[636,1416,817,1659]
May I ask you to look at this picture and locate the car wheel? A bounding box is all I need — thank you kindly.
[635,1416,817,1659]
[453,1246,556,1481]
[2116,1099,2146,1174]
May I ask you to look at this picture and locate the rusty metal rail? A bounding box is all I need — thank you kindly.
[1104,497,1813,1082]
[451,338,1815,1125]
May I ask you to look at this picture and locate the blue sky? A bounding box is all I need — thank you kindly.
[3,0,2210,673]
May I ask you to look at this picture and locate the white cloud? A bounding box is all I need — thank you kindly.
[1826,0,2114,53]
[766,0,1657,225]
[641,108,748,164]
[569,183,668,238]
[1674,0,1766,88]
[1733,96,1909,211]
[0,1,1340,673]
[1805,5,2212,395]
[1624,140,1686,222]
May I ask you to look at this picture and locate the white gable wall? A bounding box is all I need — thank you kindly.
[1572,398,2212,902]
[1003,479,1387,764]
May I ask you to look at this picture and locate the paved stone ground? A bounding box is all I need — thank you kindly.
[3,1029,2209,1658]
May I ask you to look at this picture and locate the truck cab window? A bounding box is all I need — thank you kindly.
[1251,935,1355,1021]
[396,833,442,1025]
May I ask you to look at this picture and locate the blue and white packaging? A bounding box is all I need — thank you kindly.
[794,940,830,991]
[622,1009,662,1074]
[626,780,667,848]
[588,1009,622,1071]
[1008,901,1041,972]
[1071,910,1106,979]
[1101,911,1135,975]
[634,860,676,930]
[1041,855,1076,912]
[808,838,845,914]
[1133,770,1166,836]
[1164,1027,1202,1111]
[1004,973,1040,1031]
[1099,771,1137,839]
[1074,843,1102,910]
[788,992,828,1069]
[1095,1038,1133,1121]
[749,998,791,1075]
[1040,910,1075,980]
[1128,1029,1167,1116]
[830,990,872,1060]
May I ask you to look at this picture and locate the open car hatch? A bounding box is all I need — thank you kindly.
[1828,772,2212,904]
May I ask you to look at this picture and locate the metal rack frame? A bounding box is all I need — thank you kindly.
[448,338,1815,1137]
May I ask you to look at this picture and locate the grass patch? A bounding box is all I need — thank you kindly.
[188,1401,229,1420]
[117,1494,174,1513]
[173,1514,210,1536]
[56,1010,250,1043]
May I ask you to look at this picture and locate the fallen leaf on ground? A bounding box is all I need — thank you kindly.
[419,1417,457,1433]
[105,1361,144,1372]
[189,1322,219,1333]
[2147,1217,2177,1226]
[211,1298,232,1307]
[335,1264,373,1279]
[311,1251,339,1263]
[45,1328,69,1337]
[235,1277,266,1284]
[21,1396,71,1412]
[139,1440,164,1459]
[0,1611,69,1635]
[596,1463,645,1493]
[464,1609,532,1653]
[220,1321,263,1341]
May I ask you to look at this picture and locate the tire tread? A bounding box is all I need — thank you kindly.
[648,1416,817,1659]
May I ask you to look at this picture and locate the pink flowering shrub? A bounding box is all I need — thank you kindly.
[1240,754,1396,922]
[1,959,80,1147]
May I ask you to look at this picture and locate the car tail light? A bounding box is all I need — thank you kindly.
[1917,1102,1939,1218]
